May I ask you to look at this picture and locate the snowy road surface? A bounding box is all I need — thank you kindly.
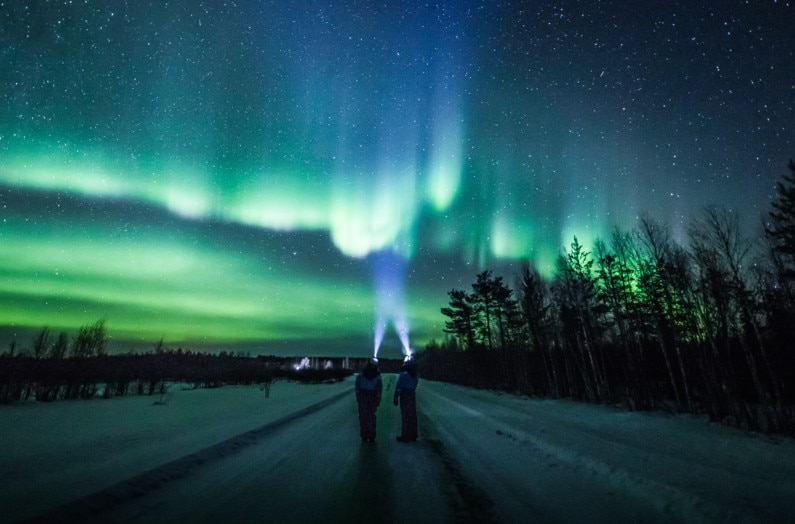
[3,376,795,523]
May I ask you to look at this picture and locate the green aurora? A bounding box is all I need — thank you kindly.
[1,1,792,356]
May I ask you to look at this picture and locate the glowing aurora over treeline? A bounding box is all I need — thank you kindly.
[1,1,792,355]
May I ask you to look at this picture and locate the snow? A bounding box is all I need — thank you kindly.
[2,381,350,522]
[420,382,795,523]
[2,377,794,523]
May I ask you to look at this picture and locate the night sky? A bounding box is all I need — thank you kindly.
[1,1,793,357]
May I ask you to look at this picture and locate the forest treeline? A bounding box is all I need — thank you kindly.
[418,160,795,436]
[0,351,355,403]
[0,320,355,403]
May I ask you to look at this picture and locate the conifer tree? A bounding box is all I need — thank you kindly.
[767,160,795,303]
[441,289,476,350]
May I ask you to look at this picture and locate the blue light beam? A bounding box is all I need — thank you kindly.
[370,249,411,359]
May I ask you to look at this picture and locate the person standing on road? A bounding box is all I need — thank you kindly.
[355,359,382,442]
[393,359,419,442]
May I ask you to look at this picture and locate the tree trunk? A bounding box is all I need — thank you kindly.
[656,320,682,406]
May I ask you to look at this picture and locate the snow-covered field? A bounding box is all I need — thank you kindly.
[2,376,794,523]
[2,380,351,522]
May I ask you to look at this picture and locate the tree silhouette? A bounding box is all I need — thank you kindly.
[635,216,693,409]
[555,237,605,401]
[766,159,795,315]
[472,271,497,350]
[441,289,476,350]
[71,319,108,358]
[50,332,69,359]
[768,160,795,277]
[31,327,52,360]
[519,263,559,395]
[692,207,785,427]
[442,271,523,351]
[422,163,795,435]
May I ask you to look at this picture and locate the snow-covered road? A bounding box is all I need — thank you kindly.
[4,376,795,523]
[420,381,795,523]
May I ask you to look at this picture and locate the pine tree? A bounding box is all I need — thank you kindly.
[441,289,476,350]
[767,160,795,300]
[472,271,498,350]
[556,237,605,400]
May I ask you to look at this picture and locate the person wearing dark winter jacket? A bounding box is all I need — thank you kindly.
[393,359,419,442]
[355,360,383,442]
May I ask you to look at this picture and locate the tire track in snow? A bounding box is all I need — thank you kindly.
[19,388,351,524]
[423,385,747,523]
[418,411,498,523]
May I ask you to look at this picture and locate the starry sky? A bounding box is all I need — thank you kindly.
[1,1,793,357]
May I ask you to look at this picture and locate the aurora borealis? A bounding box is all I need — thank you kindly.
[1,1,793,356]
